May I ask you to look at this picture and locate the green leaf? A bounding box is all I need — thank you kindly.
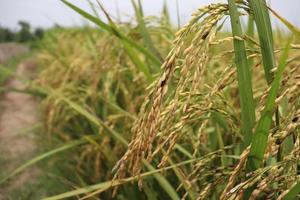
[42,158,197,200]
[247,38,292,171]
[248,0,276,84]
[123,42,154,82]
[0,138,87,184]
[228,0,256,146]
[131,0,161,62]
[61,0,160,81]
[282,181,300,200]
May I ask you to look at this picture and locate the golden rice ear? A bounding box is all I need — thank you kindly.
[115,3,229,180]
[112,1,300,199]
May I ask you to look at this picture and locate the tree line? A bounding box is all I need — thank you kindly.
[0,21,44,43]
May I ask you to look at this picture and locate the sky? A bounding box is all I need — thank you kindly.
[0,0,299,30]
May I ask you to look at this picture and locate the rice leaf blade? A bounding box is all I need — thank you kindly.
[42,158,197,200]
[228,0,256,146]
[131,0,161,61]
[60,0,161,70]
[248,0,275,84]
[247,38,292,171]
[282,181,300,200]
[0,139,86,184]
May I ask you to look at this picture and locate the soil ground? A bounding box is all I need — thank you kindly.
[0,43,29,64]
[0,44,40,200]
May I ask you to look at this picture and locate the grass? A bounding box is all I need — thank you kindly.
[0,52,32,86]
[0,0,299,199]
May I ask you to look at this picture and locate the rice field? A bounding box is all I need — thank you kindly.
[0,0,300,199]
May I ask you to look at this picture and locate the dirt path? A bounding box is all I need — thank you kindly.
[0,43,29,64]
[0,48,39,199]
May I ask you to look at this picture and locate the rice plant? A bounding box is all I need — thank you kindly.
[1,0,299,199]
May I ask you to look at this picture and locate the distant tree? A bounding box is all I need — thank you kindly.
[17,21,34,42]
[34,28,44,39]
[0,27,5,42]
[0,22,44,44]
[0,26,16,42]
[4,28,15,41]
[19,21,30,30]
